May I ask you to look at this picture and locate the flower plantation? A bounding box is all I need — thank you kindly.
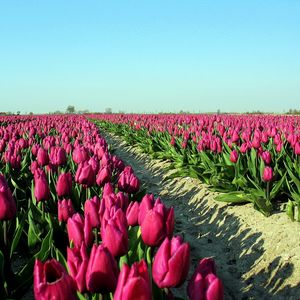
[0,115,223,299]
[91,113,300,219]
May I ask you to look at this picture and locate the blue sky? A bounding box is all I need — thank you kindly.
[0,1,299,114]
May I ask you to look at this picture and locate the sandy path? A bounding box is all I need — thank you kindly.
[103,131,300,300]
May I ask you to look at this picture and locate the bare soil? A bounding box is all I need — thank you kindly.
[104,131,300,300]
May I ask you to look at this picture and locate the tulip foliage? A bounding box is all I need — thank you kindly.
[0,114,224,299]
[91,113,300,220]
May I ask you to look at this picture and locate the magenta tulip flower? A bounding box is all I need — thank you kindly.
[58,199,75,222]
[34,259,77,300]
[67,243,89,293]
[86,244,119,293]
[262,166,273,182]
[114,260,151,300]
[34,169,50,202]
[56,172,72,198]
[0,174,17,220]
[152,236,190,288]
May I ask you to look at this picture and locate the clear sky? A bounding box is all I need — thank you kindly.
[0,0,299,114]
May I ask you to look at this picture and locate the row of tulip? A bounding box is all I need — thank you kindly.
[0,115,224,299]
[89,113,300,220]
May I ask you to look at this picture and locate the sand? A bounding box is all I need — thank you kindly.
[103,131,300,300]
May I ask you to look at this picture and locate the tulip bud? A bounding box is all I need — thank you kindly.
[72,146,89,164]
[56,172,72,198]
[58,199,75,222]
[261,151,272,165]
[86,244,119,293]
[152,236,190,288]
[262,166,273,182]
[229,150,238,163]
[188,272,224,300]
[67,213,85,248]
[37,147,49,166]
[138,194,155,225]
[294,142,300,155]
[88,156,100,174]
[96,166,112,187]
[112,155,125,172]
[0,174,17,220]
[75,162,95,187]
[187,258,223,300]
[34,169,50,202]
[126,201,139,226]
[84,196,100,228]
[30,160,39,175]
[102,182,115,197]
[101,208,128,257]
[34,259,77,300]
[114,260,151,300]
[141,201,174,247]
[251,137,261,149]
[118,166,140,194]
[67,243,89,293]
[50,146,67,166]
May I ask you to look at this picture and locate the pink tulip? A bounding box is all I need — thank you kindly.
[86,244,119,293]
[229,150,238,163]
[114,260,151,300]
[262,166,273,182]
[34,259,77,300]
[0,174,17,220]
[37,147,49,166]
[56,172,72,197]
[101,207,128,257]
[67,243,89,293]
[34,169,50,202]
[118,166,140,194]
[141,201,174,247]
[84,196,100,228]
[58,199,75,222]
[126,201,139,226]
[152,236,190,288]
[75,162,95,187]
[187,258,224,300]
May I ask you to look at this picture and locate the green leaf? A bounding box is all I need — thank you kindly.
[0,250,4,280]
[270,173,286,200]
[55,248,68,271]
[215,192,251,203]
[285,162,300,193]
[10,211,27,258]
[249,148,257,178]
[119,255,128,269]
[77,292,87,300]
[13,230,53,296]
[252,196,272,217]
[28,213,42,248]
[286,200,295,221]
[259,158,265,181]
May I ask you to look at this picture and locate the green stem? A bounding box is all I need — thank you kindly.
[94,228,99,244]
[266,181,270,201]
[3,221,7,249]
[41,202,45,220]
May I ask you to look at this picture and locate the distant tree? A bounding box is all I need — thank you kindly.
[17,111,20,115]
[29,112,34,115]
[105,107,112,114]
[66,105,76,114]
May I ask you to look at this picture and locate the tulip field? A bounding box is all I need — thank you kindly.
[0,115,224,299]
[91,113,300,220]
